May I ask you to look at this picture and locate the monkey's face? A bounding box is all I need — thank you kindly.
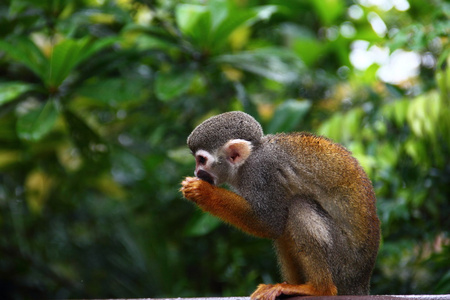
[193,149,218,185]
[191,139,253,186]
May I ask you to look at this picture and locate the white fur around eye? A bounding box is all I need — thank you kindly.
[195,149,215,166]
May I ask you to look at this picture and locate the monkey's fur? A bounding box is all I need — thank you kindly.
[181,111,380,300]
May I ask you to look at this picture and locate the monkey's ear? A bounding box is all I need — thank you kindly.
[223,139,252,166]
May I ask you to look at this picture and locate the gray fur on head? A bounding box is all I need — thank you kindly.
[187,111,264,152]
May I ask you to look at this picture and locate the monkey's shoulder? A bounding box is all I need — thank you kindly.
[262,132,352,157]
[260,132,367,187]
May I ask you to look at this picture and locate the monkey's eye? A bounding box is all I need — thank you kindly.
[197,155,207,165]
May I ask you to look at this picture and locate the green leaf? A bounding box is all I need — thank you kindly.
[318,113,344,141]
[252,5,278,23]
[63,109,108,163]
[184,213,222,237]
[281,24,325,67]
[407,92,440,139]
[210,10,254,51]
[208,0,232,31]
[0,37,48,79]
[293,38,325,67]
[208,2,276,52]
[135,35,177,51]
[77,78,148,106]
[0,82,36,106]
[267,99,312,133]
[383,99,410,127]
[361,63,380,84]
[48,38,86,86]
[16,99,59,141]
[404,138,428,165]
[342,108,364,140]
[155,69,196,102]
[175,1,277,53]
[215,47,304,83]
[0,37,116,88]
[175,4,210,46]
[48,37,117,87]
[434,263,450,293]
[9,0,71,15]
[311,0,344,25]
[77,36,118,64]
[376,142,398,167]
[436,52,450,100]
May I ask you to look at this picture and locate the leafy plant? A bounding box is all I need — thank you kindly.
[0,0,448,299]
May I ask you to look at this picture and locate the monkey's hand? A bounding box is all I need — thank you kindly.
[180,176,213,205]
[251,282,337,300]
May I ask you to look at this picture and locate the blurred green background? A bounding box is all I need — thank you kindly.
[0,0,449,299]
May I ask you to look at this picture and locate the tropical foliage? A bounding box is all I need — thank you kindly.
[0,0,448,299]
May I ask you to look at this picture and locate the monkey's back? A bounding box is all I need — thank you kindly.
[265,132,379,225]
[257,132,380,295]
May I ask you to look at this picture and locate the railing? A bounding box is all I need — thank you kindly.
[109,296,450,300]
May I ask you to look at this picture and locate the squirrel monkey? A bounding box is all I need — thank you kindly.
[180,111,380,300]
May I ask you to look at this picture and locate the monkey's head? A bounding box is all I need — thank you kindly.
[187,111,263,186]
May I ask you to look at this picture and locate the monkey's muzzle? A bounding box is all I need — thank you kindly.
[196,170,215,185]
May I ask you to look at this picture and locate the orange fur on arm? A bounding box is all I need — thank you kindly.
[181,177,275,239]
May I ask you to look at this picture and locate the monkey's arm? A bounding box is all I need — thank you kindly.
[181,177,277,239]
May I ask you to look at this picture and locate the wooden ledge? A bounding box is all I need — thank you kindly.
[103,296,450,300]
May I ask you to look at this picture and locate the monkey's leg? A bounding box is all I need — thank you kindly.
[250,251,337,300]
[181,177,277,239]
[251,209,338,300]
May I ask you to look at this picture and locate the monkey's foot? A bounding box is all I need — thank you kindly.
[251,282,337,300]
